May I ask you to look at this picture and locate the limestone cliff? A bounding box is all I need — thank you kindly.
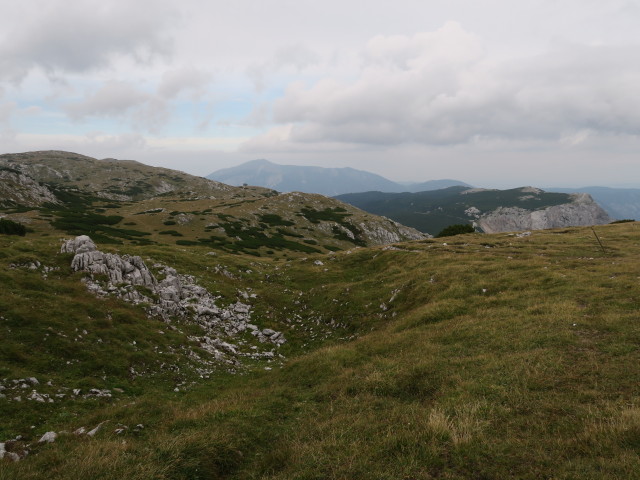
[477,193,612,233]
[0,168,59,207]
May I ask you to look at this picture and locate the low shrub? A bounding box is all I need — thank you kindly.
[436,224,475,237]
[0,218,26,236]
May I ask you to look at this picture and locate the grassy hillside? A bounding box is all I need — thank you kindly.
[0,151,424,254]
[0,151,235,201]
[1,216,639,478]
[336,186,573,235]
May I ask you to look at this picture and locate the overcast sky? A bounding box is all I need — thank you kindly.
[1,0,639,188]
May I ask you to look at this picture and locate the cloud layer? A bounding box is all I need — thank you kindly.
[0,0,175,82]
[1,0,639,186]
[244,22,640,151]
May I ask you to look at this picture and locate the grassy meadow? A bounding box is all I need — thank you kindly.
[0,220,639,479]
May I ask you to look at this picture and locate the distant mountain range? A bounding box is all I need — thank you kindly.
[207,160,639,221]
[206,159,470,196]
[336,187,611,236]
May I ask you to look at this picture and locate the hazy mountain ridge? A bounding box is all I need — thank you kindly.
[207,159,638,222]
[207,159,470,196]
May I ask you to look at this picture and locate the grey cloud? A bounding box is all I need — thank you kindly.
[157,67,212,99]
[66,81,170,134]
[273,44,321,70]
[130,98,171,134]
[0,0,175,83]
[66,81,151,119]
[259,25,640,149]
[0,97,16,132]
[84,132,149,152]
[247,43,320,91]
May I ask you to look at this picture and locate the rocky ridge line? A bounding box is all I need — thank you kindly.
[476,193,612,233]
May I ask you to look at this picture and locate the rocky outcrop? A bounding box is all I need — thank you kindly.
[477,193,612,233]
[60,235,97,254]
[61,236,285,367]
[0,169,59,207]
[359,219,430,244]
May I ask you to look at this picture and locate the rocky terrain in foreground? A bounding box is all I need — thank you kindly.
[63,235,285,367]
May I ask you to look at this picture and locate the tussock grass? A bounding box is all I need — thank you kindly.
[2,222,640,478]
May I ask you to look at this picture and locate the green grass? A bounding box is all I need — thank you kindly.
[1,217,640,479]
[48,209,153,244]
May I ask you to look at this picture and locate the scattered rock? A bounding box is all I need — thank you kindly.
[38,432,57,444]
[65,236,286,372]
[87,422,105,437]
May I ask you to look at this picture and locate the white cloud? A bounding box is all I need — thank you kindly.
[66,81,151,119]
[0,99,16,132]
[157,67,212,99]
[64,80,176,133]
[244,23,640,151]
[0,0,175,83]
[247,44,320,91]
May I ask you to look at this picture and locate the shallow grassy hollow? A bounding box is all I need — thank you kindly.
[1,222,640,479]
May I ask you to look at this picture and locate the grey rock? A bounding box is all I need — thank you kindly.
[233,303,250,314]
[0,169,60,207]
[38,431,57,443]
[87,423,104,437]
[61,235,97,254]
[477,193,612,233]
[68,236,286,372]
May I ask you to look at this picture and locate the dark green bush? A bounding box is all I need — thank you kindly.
[610,219,635,224]
[258,214,294,226]
[436,224,475,237]
[0,218,26,236]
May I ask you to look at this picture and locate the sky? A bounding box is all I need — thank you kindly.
[1,0,639,188]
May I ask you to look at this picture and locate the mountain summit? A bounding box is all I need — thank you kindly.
[207,159,469,196]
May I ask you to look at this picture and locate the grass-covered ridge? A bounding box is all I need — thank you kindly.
[0,221,639,478]
[336,186,577,235]
[0,151,425,254]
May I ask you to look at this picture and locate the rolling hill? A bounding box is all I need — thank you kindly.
[0,151,425,255]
